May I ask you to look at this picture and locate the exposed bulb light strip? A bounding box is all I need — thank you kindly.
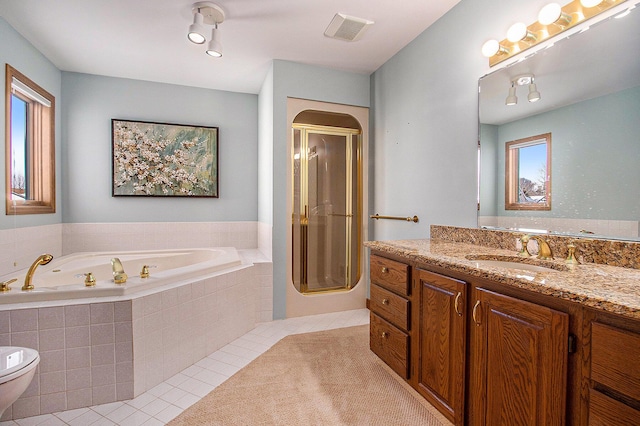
[482,0,627,67]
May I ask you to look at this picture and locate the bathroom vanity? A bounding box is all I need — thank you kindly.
[366,229,640,426]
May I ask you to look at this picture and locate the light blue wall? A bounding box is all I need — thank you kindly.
[269,60,370,319]
[370,0,559,241]
[258,66,274,226]
[491,86,640,220]
[0,17,62,230]
[61,72,258,223]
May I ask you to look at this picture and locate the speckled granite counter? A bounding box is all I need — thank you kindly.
[365,239,640,320]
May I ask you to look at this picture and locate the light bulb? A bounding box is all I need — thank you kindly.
[187,12,207,44]
[538,3,562,25]
[580,0,603,8]
[507,23,528,42]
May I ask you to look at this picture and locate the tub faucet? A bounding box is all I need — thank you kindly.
[23,254,53,291]
[111,258,128,284]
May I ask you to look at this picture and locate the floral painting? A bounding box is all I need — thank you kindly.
[112,119,218,197]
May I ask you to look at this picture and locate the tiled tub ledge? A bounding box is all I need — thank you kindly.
[0,253,273,421]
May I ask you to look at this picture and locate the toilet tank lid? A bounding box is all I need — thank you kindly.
[0,347,39,378]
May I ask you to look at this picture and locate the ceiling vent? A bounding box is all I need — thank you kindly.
[324,13,374,42]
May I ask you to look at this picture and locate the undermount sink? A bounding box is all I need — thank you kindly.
[465,255,568,273]
[470,259,558,273]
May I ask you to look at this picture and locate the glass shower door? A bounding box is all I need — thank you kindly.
[292,124,361,294]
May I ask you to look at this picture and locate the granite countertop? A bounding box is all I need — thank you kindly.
[365,239,640,320]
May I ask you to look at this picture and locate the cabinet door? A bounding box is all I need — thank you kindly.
[469,287,569,426]
[415,269,467,426]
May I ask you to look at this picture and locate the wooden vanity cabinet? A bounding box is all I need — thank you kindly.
[413,268,467,426]
[468,287,569,426]
[583,310,640,425]
[369,254,411,379]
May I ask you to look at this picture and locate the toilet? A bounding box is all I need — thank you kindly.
[0,347,40,418]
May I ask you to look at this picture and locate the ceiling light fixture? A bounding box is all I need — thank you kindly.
[505,83,518,105]
[206,24,223,57]
[188,2,225,57]
[188,12,207,44]
[506,74,541,105]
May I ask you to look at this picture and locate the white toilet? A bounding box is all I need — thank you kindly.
[0,346,40,418]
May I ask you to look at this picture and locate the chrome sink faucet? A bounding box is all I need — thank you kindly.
[111,258,128,284]
[23,254,53,291]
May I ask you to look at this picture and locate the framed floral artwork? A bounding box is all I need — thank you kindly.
[111,119,218,197]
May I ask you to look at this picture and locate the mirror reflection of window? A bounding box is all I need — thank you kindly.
[5,64,56,215]
[505,133,551,211]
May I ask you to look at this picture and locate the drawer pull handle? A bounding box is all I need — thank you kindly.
[472,300,482,325]
[381,331,389,339]
[454,292,463,316]
[381,267,389,274]
[382,298,389,305]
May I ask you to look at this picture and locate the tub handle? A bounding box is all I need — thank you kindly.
[140,265,150,278]
[0,278,17,292]
[84,273,96,287]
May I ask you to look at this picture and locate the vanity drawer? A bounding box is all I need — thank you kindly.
[370,283,410,331]
[588,389,640,425]
[370,254,410,297]
[370,312,409,379]
[591,322,640,401]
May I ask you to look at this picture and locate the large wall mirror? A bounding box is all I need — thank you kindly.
[478,6,640,241]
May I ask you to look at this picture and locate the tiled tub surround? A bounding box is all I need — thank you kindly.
[366,233,640,320]
[0,254,272,421]
[0,221,272,277]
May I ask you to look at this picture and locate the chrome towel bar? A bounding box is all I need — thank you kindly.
[370,214,419,223]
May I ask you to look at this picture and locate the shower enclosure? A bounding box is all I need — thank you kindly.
[291,112,362,294]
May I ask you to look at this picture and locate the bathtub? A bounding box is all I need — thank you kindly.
[0,247,242,304]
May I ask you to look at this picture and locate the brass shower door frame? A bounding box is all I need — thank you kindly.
[291,123,362,294]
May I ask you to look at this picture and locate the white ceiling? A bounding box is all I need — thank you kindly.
[0,0,461,94]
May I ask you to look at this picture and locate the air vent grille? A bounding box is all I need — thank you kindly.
[324,13,374,42]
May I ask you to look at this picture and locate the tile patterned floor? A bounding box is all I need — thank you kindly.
[1,309,370,426]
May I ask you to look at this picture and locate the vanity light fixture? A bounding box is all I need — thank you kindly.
[481,0,626,66]
[187,2,225,57]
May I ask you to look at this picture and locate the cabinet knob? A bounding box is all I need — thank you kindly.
[382,298,389,305]
[381,267,389,274]
[381,331,389,339]
[454,292,463,316]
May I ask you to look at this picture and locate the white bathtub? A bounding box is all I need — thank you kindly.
[0,248,242,304]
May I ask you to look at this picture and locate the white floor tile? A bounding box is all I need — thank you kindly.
[153,404,183,423]
[118,410,152,426]
[53,408,90,423]
[103,404,137,424]
[138,398,171,417]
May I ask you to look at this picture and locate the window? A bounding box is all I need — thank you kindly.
[505,133,551,211]
[5,64,55,214]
